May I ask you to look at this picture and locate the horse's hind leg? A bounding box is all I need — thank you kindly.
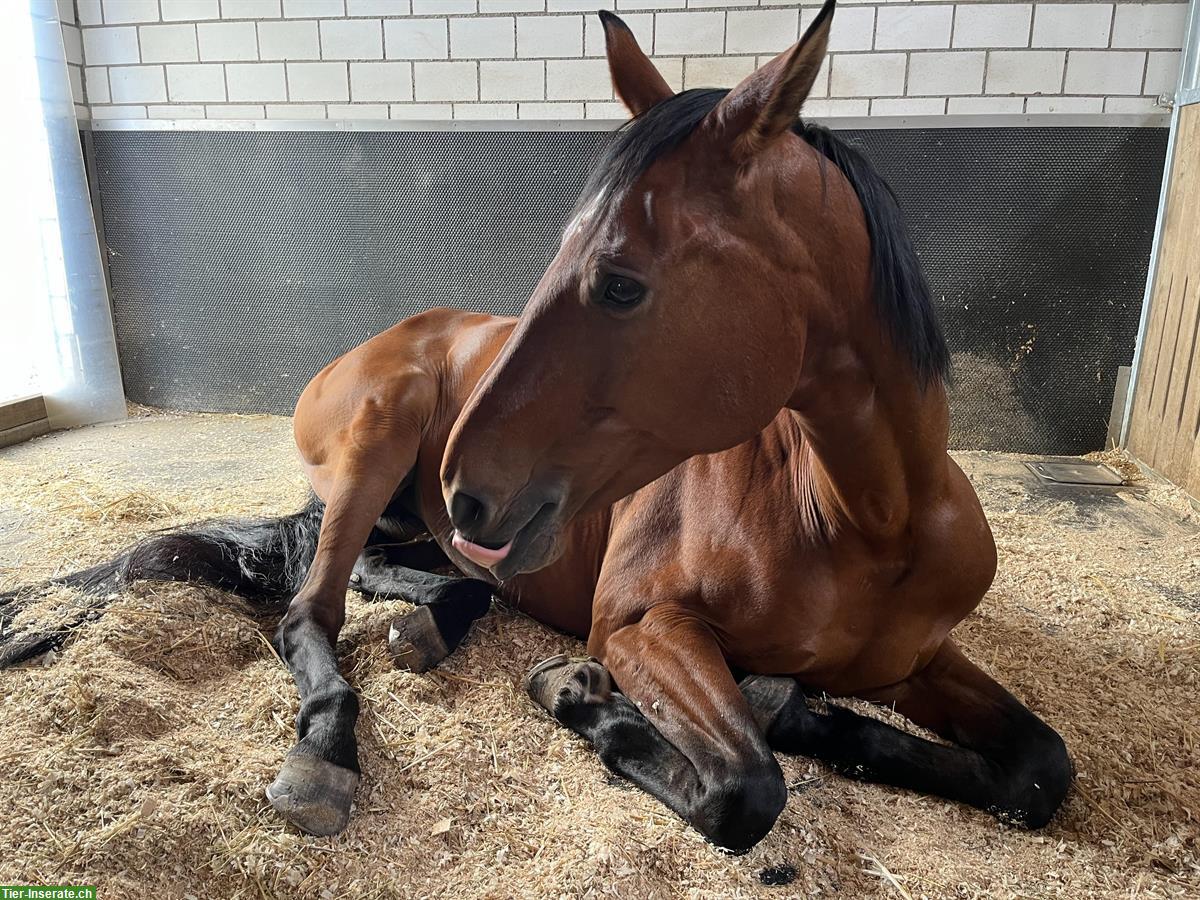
[349,547,493,673]
[740,640,1072,827]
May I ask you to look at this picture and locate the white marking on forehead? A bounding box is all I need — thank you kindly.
[642,190,654,228]
[561,192,603,246]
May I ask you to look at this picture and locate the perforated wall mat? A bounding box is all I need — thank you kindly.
[90,126,1166,453]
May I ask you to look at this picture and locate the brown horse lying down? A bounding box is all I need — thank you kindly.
[1,1,1070,850]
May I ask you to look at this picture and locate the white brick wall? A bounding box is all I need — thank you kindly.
[68,0,1188,122]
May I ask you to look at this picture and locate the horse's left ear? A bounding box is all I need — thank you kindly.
[706,0,835,161]
[600,10,674,117]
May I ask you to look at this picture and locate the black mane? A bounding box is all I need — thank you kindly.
[579,88,951,385]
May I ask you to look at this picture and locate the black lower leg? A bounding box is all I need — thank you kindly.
[740,676,1070,827]
[267,611,361,835]
[527,657,784,851]
[350,552,493,672]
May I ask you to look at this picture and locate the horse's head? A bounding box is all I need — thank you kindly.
[443,2,838,578]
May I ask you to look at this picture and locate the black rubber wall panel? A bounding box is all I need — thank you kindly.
[90,127,1166,453]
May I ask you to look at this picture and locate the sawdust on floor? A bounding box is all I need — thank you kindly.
[0,410,1197,899]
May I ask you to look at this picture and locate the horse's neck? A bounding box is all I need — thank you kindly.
[785,339,950,543]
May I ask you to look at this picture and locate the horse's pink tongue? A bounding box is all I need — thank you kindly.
[452,532,513,568]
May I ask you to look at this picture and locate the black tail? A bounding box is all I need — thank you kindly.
[3,494,325,607]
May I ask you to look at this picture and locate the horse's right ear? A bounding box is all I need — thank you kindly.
[600,10,673,117]
[706,0,835,163]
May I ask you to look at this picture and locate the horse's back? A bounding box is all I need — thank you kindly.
[294,308,515,501]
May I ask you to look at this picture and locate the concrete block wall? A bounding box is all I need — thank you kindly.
[61,1,1189,121]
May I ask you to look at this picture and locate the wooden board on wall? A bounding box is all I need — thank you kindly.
[1128,103,1200,497]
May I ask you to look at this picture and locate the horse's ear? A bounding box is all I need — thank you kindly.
[599,10,673,117]
[707,0,835,161]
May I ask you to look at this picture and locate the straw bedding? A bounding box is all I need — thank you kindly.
[0,409,1197,899]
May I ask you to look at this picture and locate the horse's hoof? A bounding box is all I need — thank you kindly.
[266,753,359,836]
[525,654,612,716]
[388,606,449,673]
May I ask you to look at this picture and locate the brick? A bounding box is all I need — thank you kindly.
[546,59,611,100]
[166,63,226,101]
[684,56,756,90]
[584,13,650,56]
[390,102,453,118]
[413,60,478,100]
[1112,3,1188,49]
[1064,50,1146,95]
[453,102,518,118]
[1104,96,1164,113]
[827,7,874,53]
[413,0,473,11]
[207,103,266,118]
[1026,95,1103,113]
[84,67,110,103]
[265,103,326,117]
[953,4,1031,49]
[226,62,288,101]
[479,0,543,11]
[985,49,1064,94]
[585,101,628,118]
[197,22,258,61]
[321,19,384,59]
[160,0,221,20]
[91,104,148,119]
[829,53,906,98]
[654,11,724,55]
[907,51,985,96]
[77,1,102,26]
[109,64,166,102]
[104,0,161,24]
[480,60,544,100]
[1032,4,1112,49]
[259,21,321,59]
[346,0,407,14]
[82,27,140,66]
[222,0,282,17]
[947,95,1025,114]
[62,25,83,65]
[148,103,204,117]
[139,24,198,63]
[283,0,347,16]
[521,15,584,58]
[327,102,390,117]
[350,61,414,100]
[385,18,448,59]
[803,97,870,118]
[518,101,584,118]
[287,61,351,100]
[653,57,683,92]
[875,5,954,51]
[725,9,800,55]
[450,17,515,58]
[871,97,947,116]
[1144,51,1181,95]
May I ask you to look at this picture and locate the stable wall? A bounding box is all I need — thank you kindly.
[57,1,1188,122]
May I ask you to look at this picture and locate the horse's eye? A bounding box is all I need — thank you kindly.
[601,276,644,308]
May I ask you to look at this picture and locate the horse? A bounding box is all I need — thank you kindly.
[0,1,1071,850]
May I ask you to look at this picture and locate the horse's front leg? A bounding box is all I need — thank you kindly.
[266,443,418,836]
[527,603,786,851]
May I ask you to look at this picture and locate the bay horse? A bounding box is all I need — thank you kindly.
[1,2,1071,850]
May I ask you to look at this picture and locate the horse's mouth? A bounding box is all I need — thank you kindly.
[452,501,562,580]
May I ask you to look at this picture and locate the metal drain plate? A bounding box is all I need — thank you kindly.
[1025,459,1125,486]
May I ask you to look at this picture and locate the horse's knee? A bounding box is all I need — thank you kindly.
[997,723,1072,829]
[692,760,787,852]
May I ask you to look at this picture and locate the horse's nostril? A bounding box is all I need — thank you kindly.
[449,490,486,533]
